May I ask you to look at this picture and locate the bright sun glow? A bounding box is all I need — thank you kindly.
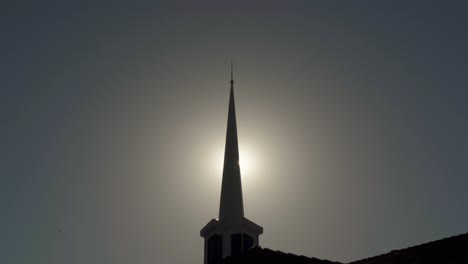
[239,148,254,177]
[210,143,258,181]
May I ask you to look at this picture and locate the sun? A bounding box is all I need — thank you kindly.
[210,143,258,181]
[239,148,255,178]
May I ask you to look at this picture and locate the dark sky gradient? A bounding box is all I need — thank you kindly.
[2,1,468,264]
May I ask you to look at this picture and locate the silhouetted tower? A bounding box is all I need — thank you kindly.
[200,64,263,264]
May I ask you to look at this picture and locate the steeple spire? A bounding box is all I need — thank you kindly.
[219,63,244,221]
[200,65,262,264]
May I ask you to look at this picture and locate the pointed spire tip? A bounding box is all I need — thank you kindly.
[230,60,234,85]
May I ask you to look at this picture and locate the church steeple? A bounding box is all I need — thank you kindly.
[200,65,263,264]
[219,62,244,221]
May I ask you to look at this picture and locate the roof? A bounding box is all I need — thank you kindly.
[348,232,468,264]
[218,232,468,264]
[221,246,342,264]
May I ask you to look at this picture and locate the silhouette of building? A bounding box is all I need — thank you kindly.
[200,65,468,264]
[222,246,342,264]
[218,232,468,264]
[348,232,468,264]
[200,64,263,264]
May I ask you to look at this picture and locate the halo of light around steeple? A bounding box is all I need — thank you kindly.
[209,142,258,182]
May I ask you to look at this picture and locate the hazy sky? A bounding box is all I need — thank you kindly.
[2,1,468,264]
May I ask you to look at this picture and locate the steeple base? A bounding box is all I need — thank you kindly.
[200,217,263,264]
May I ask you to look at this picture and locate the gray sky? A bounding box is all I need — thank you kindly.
[2,1,468,264]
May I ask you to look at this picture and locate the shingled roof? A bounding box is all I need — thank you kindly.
[348,232,468,264]
[221,246,342,264]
